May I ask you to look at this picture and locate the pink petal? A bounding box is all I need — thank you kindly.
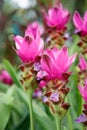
[73,11,83,29]
[56,46,68,71]
[79,56,87,70]
[38,38,44,54]
[65,53,77,71]
[83,11,87,24]
[13,35,23,50]
[25,22,40,39]
[78,84,87,102]
[59,13,70,28]
[41,53,59,78]
[48,7,59,24]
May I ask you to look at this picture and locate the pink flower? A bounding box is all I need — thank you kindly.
[78,79,87,102]
[13,22,44,63]
[45,4,70,30]
[73,11,87,36]
[0,70,13,85]
[37,46,76,80]
[78,56,87,70]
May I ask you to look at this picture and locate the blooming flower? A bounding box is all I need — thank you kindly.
[13,22,44,63]
[37,46,76,80]
[73,11,87,36]
[78,56,87,71]
[78,79,87,102]
[0,70,13,85]
[45,4,70,30]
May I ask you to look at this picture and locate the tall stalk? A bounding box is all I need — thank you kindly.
[55,114,61,130]
[28,90,34,130]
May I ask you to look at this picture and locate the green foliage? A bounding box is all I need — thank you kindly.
[0,93,13,130]
[3,60,22,88]
[33,101,56,130]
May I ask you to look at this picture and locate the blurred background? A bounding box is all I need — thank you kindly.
[0,0,87,64]
[0,1,87,130]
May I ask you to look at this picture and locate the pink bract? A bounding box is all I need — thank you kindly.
[37,46,76,80]
[73,11,87,36]
[0,70,13,85]
[45,4,70,30]
[78,56,87,70]
[13,22,44,63]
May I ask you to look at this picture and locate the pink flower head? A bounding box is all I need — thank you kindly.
[73,11,87,36]
[37,46,76,80]
[13,22,44,63]
[78,79,87,102]
[78,56,87,71]
[25,21,44,36]
[45,4,70,30]
[0,70,13,85]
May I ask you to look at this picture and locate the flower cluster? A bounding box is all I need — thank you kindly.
[74,11,87,126]
[1,2,87,130]
[45,4,70,30]
[13,4,77,120]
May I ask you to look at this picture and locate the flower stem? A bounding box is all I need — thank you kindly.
[55,114,61,130]
[67,110,73,130]
[28,90,34,130]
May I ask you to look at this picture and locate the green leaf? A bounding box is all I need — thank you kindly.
[67,73,83,130]
[33,101,56,130]
[14,86,28,107]
[3,60,22,88]
[0,82,9,93]
[0,93,13,130]
[6,86,29,130]
[12,87,56,130]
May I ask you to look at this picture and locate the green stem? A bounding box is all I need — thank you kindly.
[55,114,61,130]
[67,110,73,130]
[28,91,34,130]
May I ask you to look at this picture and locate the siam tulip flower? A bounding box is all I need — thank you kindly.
[73,11,87,36]
[78,56,87,71]
[45,4,70,30]
[0,70,13,85]
[37,46,73,122]
[37,46,76,81]
[37,46,75,117]
[78,79,87,102]
[13,22,44,63]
